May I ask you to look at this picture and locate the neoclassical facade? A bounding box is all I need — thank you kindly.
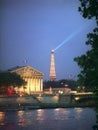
[9,66,44,94]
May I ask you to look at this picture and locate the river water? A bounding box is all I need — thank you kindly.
[0,108,96,130]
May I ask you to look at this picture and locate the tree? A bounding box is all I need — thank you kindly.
[43,79,77,90]
[74,0,98,89]
[74,0,98,129]
[78,0,98,25]
[74,28,98,88]
[0,72,26,88]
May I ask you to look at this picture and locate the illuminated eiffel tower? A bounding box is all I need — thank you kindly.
[49,50,56,81]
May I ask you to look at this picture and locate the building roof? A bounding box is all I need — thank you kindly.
[8,65,44,76]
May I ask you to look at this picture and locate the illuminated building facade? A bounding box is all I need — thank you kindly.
[49,50,56,81]
[9,66,43,94]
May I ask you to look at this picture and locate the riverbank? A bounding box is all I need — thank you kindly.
[0,93,96,111]
[0,102,95,111]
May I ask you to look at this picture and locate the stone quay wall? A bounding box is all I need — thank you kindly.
[0,93,94,110]
[0,94,72,106]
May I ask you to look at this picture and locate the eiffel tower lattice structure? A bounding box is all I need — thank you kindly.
[49,50,56,81]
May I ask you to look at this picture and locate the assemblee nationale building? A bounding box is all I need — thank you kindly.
[8,65,44,94]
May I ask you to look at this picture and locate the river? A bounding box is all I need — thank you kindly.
[0,108,96,130]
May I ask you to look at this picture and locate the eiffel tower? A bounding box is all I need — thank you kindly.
[49,50,56,81]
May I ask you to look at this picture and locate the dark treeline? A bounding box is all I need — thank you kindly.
[43,79,77,91]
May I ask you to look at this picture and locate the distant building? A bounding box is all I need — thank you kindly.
[9,66,44,94]
[44,87,71,94]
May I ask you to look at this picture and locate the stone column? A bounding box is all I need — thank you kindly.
[34,77,36,91]
[31,78,33,92]
[40,78,43,92]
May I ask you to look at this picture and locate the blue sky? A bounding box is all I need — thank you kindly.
[0,0,96,80]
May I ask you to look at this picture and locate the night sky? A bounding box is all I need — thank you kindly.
[0,0,96,80]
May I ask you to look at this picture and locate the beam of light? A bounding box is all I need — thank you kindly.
[54,23,90,51]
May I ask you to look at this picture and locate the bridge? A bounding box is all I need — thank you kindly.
[72,92,97,104]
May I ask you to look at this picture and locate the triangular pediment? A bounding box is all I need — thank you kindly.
[10,66,44,77]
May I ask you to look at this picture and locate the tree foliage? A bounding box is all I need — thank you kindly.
[74,0,98,88]
[74,28,98,87]
[0,72,26,88]
[43,79,77,90]
[78,0,98,25]
[75,1,98,128]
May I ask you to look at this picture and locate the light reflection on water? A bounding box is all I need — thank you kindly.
[0,112,5,126]
[54,108,70,120]
[0,108,96,130]
[17,111,27,126]
[36,109,45,121]
[74,108,83,120]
